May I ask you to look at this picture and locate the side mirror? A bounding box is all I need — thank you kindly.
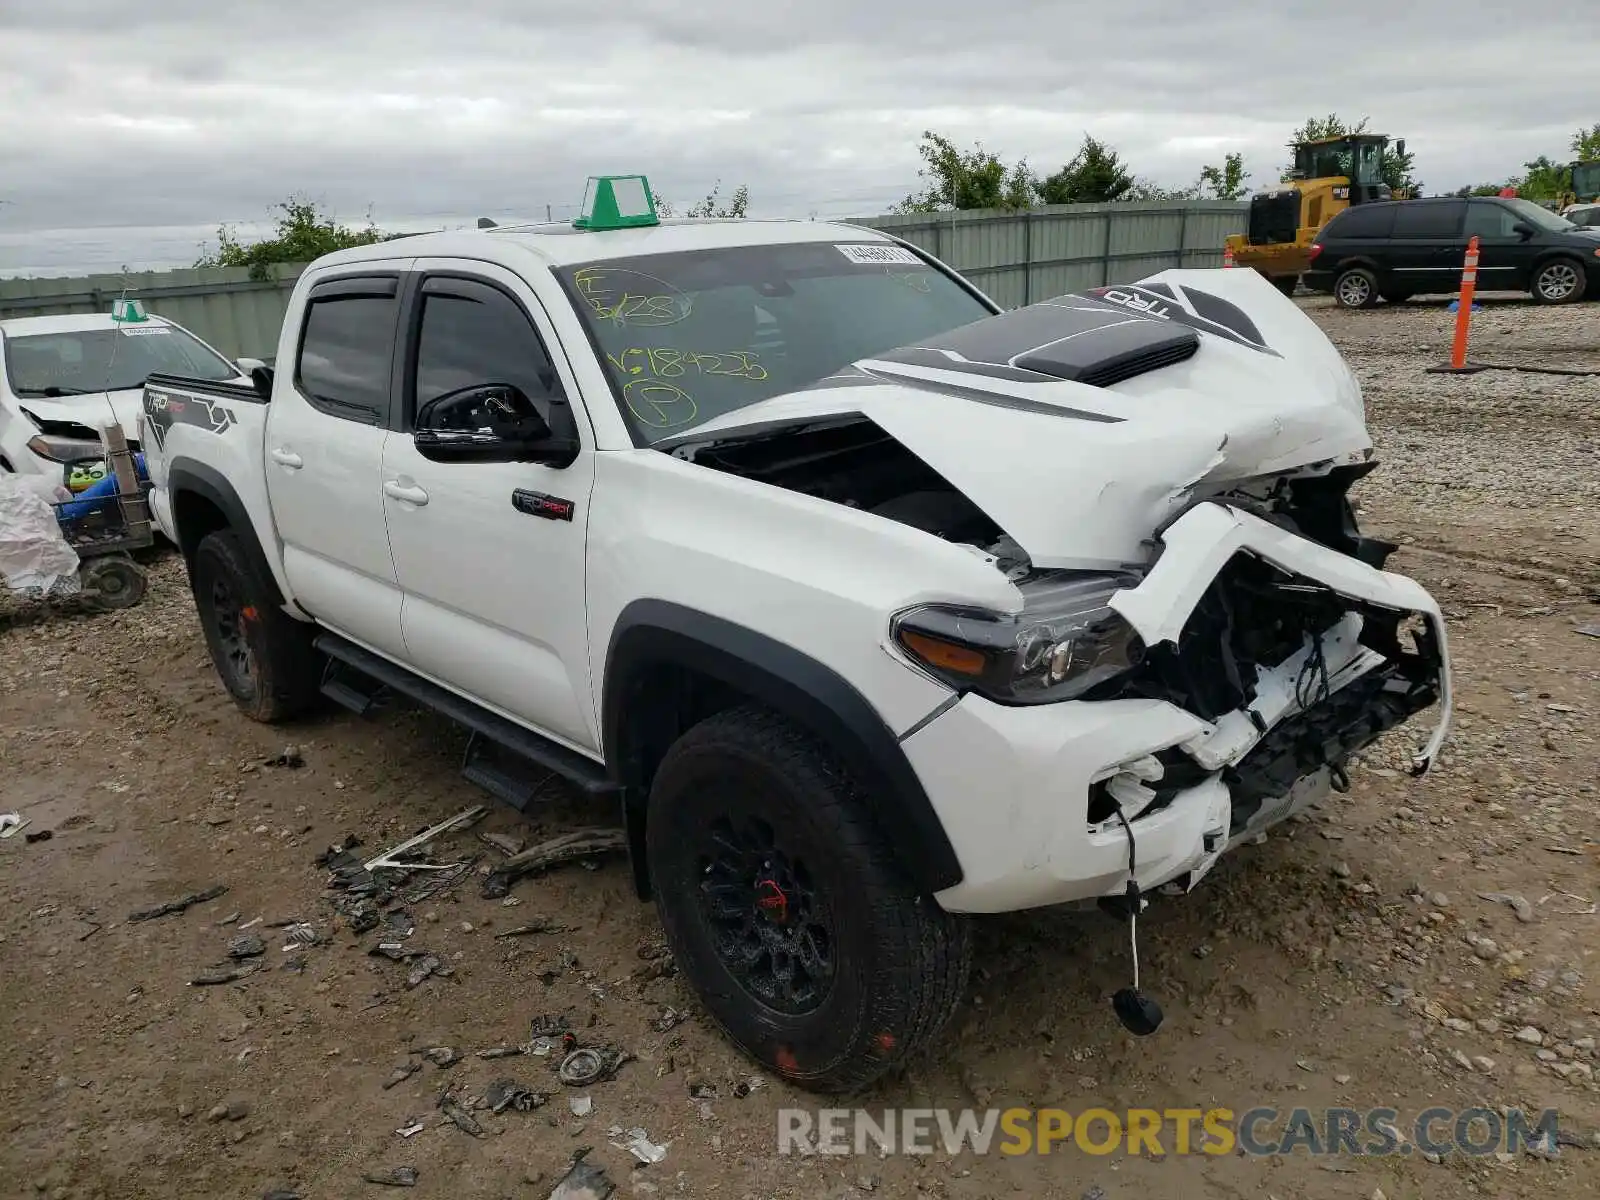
[413,383,579,467]
[1512,222,1536,240]
[249,364,274,401]
[236,356,266,374]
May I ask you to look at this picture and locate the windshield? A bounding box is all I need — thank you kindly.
[1573,162,1600,201]
[1503,198,1576,232]
[2,323,237,397]
[555,241,994,443]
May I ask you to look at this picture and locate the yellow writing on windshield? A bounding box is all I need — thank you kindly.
[622,378,699,429]
[573,268,691,327]
[605,348,768,382]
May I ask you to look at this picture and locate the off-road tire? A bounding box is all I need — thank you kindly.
[646,705,972,1094]
[191,530,320,722]
[1272,275,1298,297]
[1531,257,1585,304]
[1334,267,1379,309]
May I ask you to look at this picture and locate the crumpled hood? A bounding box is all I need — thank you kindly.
[18,388,146,441]
[672,268,1374,570]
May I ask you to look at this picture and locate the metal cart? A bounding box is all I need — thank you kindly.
[49,423,153,610]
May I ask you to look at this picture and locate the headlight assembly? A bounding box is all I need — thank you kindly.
[891,572,1145,704]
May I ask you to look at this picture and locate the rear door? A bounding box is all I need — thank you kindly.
[1388,200,1467,293]
[381,261,601,752]
[1461,200,1529,289]
[264,267,409,659]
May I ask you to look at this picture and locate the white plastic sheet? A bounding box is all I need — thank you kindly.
[0,473,80,596]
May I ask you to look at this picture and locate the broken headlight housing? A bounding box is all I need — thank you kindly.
[891,572,1145,705]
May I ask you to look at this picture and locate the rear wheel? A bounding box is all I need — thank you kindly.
[645,706,971,1094]
[1334,268,1379,309]
[191,530,321,722]
[80,555,147,610]
[1531,258,1584,304]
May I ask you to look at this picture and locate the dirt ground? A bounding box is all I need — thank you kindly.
[2,294,1597,1200]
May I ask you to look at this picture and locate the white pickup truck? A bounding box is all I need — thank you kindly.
[139,177,1451,1092]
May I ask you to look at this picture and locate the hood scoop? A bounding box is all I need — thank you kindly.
[871,296,1199,389]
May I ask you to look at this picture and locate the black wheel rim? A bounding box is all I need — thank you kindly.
[210,577,254,692]
[695,813,835,1016]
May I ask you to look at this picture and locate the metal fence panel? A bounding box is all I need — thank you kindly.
[0,202,1246,359]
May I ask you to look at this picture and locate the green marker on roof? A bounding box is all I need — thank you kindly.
[110,297,148,322]
[573,174,659,231]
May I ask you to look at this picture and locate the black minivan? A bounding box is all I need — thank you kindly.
[1304,196,1600,307]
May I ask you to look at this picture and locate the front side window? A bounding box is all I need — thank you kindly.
[1501,198,1578,233]
[296,284,399,422]
[1462,202,1520,239]
[556,241,993,443]
[3,323,236,397]
[411,280,563,427]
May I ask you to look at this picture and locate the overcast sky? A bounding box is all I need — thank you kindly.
[0,1,1592,256]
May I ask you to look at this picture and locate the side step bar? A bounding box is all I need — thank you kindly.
[314,632,616,800]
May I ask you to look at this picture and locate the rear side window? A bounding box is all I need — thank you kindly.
[1462,202,1520,239]
[295,275,400,424]
[1391,202,1465,239]
[1323,204,1395,239]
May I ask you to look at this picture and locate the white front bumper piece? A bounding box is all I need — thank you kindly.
[906,501,1452,915]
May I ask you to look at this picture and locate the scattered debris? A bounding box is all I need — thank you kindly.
[75,921,103,942]
[24,828,52,843]
[264,746,304,770]
[191,963,262,987]
[1575,623,1600,639]
[479,831,524,856]
[382,1061,422,1090]
[406,955,443,989]
[477,1046,524,1060]
[485,1078,547,1113]
[687,1083,717,1101]
[206,1098,252,1122]
[227,934,265,960]
[0,813,28,838]
[217,911,241,926]
[363,806,488,873]
[263,1189,302,1200]
[481,828,627,898]
[128,884,229,923]
[548,1152,614,1200]
[569,1095,593,1117]
[361,1166,419,1188]
[1478,891,1535,923]
[423,1046,462,1069]
[558,1049,608,1088]
[437,1091,484,1138]
[395,1118,425,1138]
[531,1014,573,1039]
[651,1007,688,1034]
[609,1124,669,1164]
[281,922,320,950]
[731,1077,764,1099]
[495,917,571,939]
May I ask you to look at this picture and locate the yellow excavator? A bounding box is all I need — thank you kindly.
[1225,133,1404,293]
[1558,159,1600,214]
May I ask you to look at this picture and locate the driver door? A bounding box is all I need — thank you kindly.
[381,264,601,752]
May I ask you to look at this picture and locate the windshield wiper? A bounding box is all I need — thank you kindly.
[34,386,99,397]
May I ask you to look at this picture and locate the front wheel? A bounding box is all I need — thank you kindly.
[646,706,972,1094]
[191,530,321,722]
[1334,267,1379,309]
[1531,258,1585,304]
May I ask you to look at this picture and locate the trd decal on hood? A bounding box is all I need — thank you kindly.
[1080,284,1280,356]
[143,388,238,452]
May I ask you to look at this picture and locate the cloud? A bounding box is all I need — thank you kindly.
[0,0,1592,258]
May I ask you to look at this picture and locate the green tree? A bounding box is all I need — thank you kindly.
[897,131,1035,212]
[195,195,386,281]
[1196,152,1249,200]
[1572,123,1600,161]
[658,181,751,218]
[1036,135,1136,204]
[1515,155,1572,202]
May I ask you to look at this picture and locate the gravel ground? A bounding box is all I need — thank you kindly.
[1,295,1597,1200]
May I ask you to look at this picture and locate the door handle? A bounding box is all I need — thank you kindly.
[270,448,303,469]
[383,480,430,506]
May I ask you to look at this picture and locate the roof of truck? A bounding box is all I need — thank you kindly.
[311,217,903,271]
[0,312,181,338]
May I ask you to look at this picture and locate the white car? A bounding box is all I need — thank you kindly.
[136,177,1451,1092]
[0,310,256,481]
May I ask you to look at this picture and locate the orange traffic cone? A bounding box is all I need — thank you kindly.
[1222,245,1234,268]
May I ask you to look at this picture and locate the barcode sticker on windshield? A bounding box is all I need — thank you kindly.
[118,326,170,336]
[835,244,921,266]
